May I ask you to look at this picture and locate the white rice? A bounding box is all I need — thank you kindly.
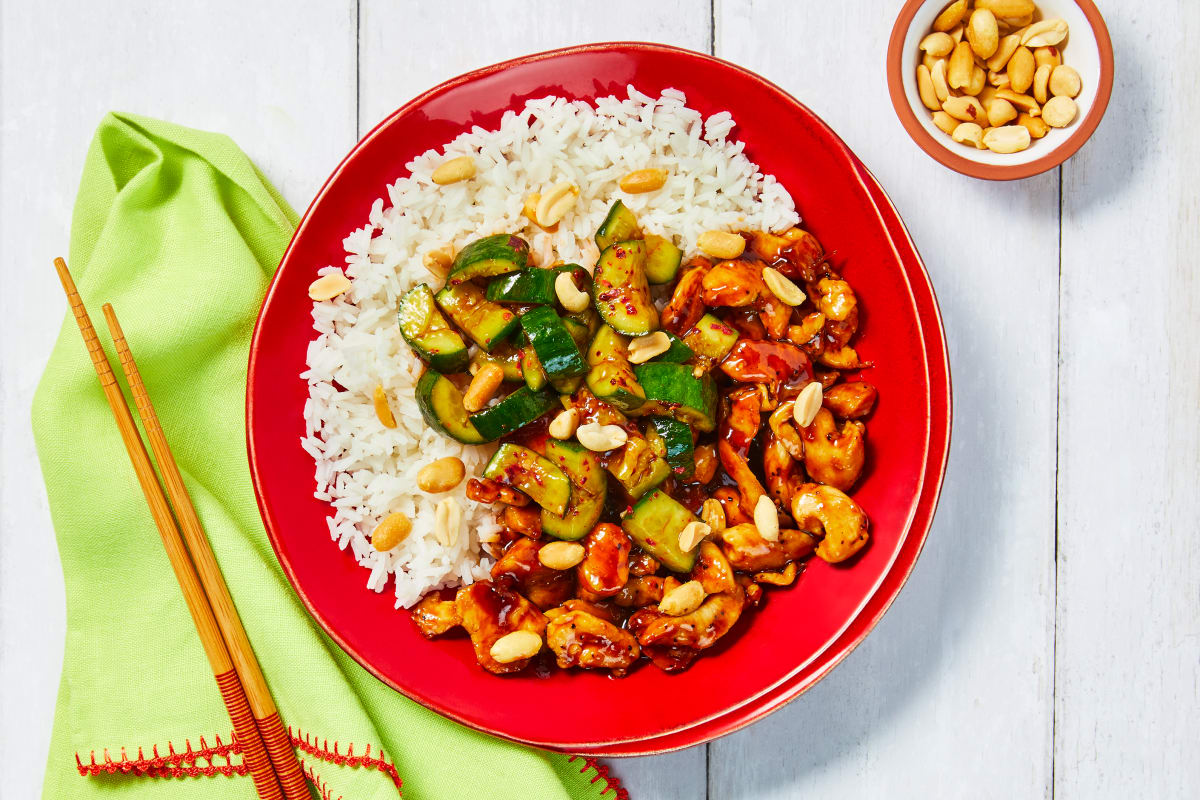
[301,86,800,609]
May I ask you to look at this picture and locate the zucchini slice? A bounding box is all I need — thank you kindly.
[520,306,587,380]
[414,370,487,444]
[470,346,523,382]
[592,240,659,336]
[483,443,571,516]
[683,313,740,361]
[653,332,695,364]
[397,284,470,373]
[631,362,718,432]
[469,386,558,441]
[541,439,607,540]
[595,200,640,250]
[608,434,670,500]
[648,416,695,479]
[585,325,645,412]
[644,234,683,285]
[447,233,529,285]
[435,282,519,353]
[486,264,579,305]
[621,488,700,573]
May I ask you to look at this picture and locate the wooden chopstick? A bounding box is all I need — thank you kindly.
[100,302,310,799]
[53,258,285,800]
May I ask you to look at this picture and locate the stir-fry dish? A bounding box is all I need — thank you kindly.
[399,200,877,675]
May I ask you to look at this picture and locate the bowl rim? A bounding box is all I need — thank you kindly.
[886,0,1114,180]
[247,40,954,755]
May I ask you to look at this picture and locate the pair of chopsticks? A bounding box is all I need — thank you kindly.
[53,258,308,800]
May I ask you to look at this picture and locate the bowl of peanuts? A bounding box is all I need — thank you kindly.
[888,0,1113,179]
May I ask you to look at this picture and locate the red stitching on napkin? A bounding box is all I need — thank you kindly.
[567,755,630,799]
[75,734,248,778]
[289,727,402,791]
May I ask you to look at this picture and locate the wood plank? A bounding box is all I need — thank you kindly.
[1054,2,1200,796]
[356,3,712,796]
[0,2,356,796]
[710,2,1059,797]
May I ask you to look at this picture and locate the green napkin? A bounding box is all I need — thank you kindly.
[32,113,623,800]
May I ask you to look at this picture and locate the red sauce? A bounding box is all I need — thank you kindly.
[719,339,813,397]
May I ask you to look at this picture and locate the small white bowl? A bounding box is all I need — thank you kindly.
[887,0,1113,180]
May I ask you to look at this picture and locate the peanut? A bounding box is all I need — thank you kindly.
[762,267,807,306]
[753,495,780,543]
[628,331,672,364]
[538,541,586,570]
[1049,65,1081,98]
[619,168,668,193]
[535,181,579,227]
[996,89,1042,115]
[548,408,580,440]
[948,41,974,90]
[917,65,941,111]
[1007,46,1035,94]
[677,521,712,553]
[462,363,504,412]
[952,122,986,149]
[983,124,1032,153]
[967,9,999,59]
[417,456,466,493]
[1021,19,1068,48]
[967,65,987,97]
[988,70,1012,89]
[1033,64,1052,105]
[434,497,461,547]
[987,98,1018,127]
[700,498,726,533]
[976,0,1035,16]
[923,51,943,72]
[1041,95,1078,128]
[1016,112,1050,139]
[931,59,951,103]
[920,32,955,58]
[373,384,397,428]
[942,95,986,124]
[308,272,352,301]
[659,580,706,616]
[948,23,965,43]
[932,0,968,32]
[932,111,959,135]
[576,422,628,452]
[490,630,542,663]
[986,34,1021,71]
[554,271,590,312]
[422,244,454,277]
[371,512,412,552]
[431,155,476,185]
[522,193,540,221]
[1034,46,1062,69]
[793,381,824,428]
[697,230,746,260]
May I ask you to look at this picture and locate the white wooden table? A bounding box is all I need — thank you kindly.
[2,2,1197,797]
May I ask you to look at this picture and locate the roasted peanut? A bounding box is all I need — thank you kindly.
[434,497,461,547]
[988,70,1012,89]
[490,630,542,663]
[1021,18,1068,48]
[762,267,806,306]
[1034,46,1062,69]
[1041,95,1078,128]
[793,381,824,428]
[373,384,397,429]
[692,443,718,484]
[1049,65,1081,98]
[932,111,959,135]
[431,155,476,185]
[418,456,466,493]
[920,32,955,58]
[548,408,580,440]
[923,51,944,72]
[948,41,974,90]
[576,422,628,452]
[952,122,986,149]
[1033,64,1052,104]
[931,59,951,103]
[308,272,352,301]
[753,495,780,543]
[697,230,745,260]
[536,182,579,227]
[659,580,706,616]
[986,34,1021,71]
[678,521,712,553]
[967,65,987,97]
[942,95,986,124]
[933,0,968,32]
[422,244,454,277]
[371,512,412,551]
[1007,46,1035,94]
[554,271,590,312]
[700,498,726,533]
[996,89,1042,114]
[987,98,1018,127]
[917,66,941,111]
[1017,112,1050,139]
[538,541,586,570]
[619,168,668,193]
[983,124,1032,153]
[967,9,999,59]
[628,331,672,363]
[462,363,504,412]
[976,0,1035,16]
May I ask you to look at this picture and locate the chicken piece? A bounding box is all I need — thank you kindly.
[545,609,640,673]
[817,344,866,370]
[613,576,666,608]
[629,585,746,651]
[576,523,632,598]
[791,483,869,563]
[749,228,825,283]
[661,262,709,335]
[702,259,766,307]
[455,580,547,674]
[627,549,660,577]
[800,408,866,492]
[411,593,461,638]
[758,292,793,340]
[823,307,858,351]
[823,382,878,420]
[754,561,799,586]
[556,598,621,624]
[714,486,753,526]
[721,308,767,341]
[690,443,719,485]
[763,431,804,510]
[642,644,698,673]
[717,522,816,572]
[718,387,766,514]
[719,340,814,400]
[500,504,542,538]
[465,477,530,506]
[814,278,857,322]
[691,541,738,595]
[491,537,574,610]
[788,311,827,359]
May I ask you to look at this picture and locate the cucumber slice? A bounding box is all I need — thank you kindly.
[648,416,695,479]
[447,233,529,285]
[621,488,700,572]
[469,386,558,441]
[486,264,579,305]
[470,347,523,382]
[653,333,695,364]
[415,370,487,444]
[585,325,645,412]
[683,313,740,361]
[644,234,683,285]
[541,439,606,540]
[520,306,587,380]
[520,346,548,391]
[397,285,470,373]
[595,200,640,251]
[549,375,583,395]
[564,305,601,340]
[435,283,519,353]
[631,362,718,432]
[608,434,670,500]
[483,443,571,516]
[587,324,630,365]
[560,316,592,352]
[592,240,658,336]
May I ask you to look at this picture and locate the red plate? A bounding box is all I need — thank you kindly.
[247,42,952,755]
